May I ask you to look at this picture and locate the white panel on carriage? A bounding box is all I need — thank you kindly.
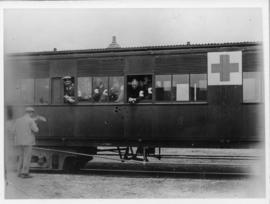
[176,84,189,101]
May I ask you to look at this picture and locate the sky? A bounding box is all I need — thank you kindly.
[4,8,263,53]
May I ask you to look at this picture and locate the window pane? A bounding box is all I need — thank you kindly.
[156,75,171,101]
[243,72,262,102]
[172,75,189,101]
[35,78,49,104]
[190,74,207,101]
[21,79,34,104]
[109,76,124,103]
[78,77,92,102]
[93,77,108,102]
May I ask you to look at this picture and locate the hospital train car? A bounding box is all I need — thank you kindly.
[5,41,264,171]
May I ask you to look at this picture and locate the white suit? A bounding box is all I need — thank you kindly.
[14,114,39,175]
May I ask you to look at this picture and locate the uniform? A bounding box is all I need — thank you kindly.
[128,85,143,103]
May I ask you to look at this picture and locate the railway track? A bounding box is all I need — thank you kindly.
[96,153,259,160]
[30,167,254,179]
[30,147,263,177]
[30,156,261,178]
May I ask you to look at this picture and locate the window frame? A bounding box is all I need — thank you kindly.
[19,78,35,105]
[108,76,125,103]
[126,73,154,104]
[155,74,172,102]
[154,73,208,104]
[189,73,208,102]
[77,76,93,103]
[6,77,51,106]
[76,75,125,105]
[34,78,50,105]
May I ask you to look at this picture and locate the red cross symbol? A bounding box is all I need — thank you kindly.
[211,55,239,82]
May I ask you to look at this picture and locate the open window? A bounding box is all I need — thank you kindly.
[51,76,75,104]
[63,76,75,104]
[127,75,152,103]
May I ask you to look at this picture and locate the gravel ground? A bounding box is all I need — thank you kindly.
[5,171,265,199]
[5,148,265,199]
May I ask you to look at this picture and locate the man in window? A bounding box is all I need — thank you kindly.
[128,78,143,104]
[63,76,75,104]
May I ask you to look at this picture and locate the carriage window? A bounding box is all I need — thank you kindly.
[190,74,207,101]
[35,78,49,104]
[109,76,124,103]
[172,74,189,101]
[21,79,35,104]
[127,75,152,103]
[6,79,21,104]
[78,77,92,102]
[243,72,262,102]
[93,77,109,102]
[155,75,171,101]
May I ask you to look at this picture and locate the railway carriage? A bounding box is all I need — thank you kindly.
[5,41,264,171]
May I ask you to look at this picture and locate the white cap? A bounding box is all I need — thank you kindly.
[62,76,72,80]
[25,107,35,113]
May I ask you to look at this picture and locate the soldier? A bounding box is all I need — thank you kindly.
[14,107,46,178]
[63,76,75,104]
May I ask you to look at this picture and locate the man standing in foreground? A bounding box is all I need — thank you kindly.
[14,107,46,178]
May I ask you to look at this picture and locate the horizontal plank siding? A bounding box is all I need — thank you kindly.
[155,53,207,74]
[125,56,154,74]
[10,60,50,78]
[77,58,124,76]
[242,51,263,72]
[50,60,77,77]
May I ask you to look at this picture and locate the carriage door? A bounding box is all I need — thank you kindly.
[207,51,243,143]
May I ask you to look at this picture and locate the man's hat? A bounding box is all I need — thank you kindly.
[25,107,35,113]
[62,76,72,80]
